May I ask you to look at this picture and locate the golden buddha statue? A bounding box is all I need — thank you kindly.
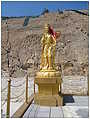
[34,24,63,106]
[40,24,60,70]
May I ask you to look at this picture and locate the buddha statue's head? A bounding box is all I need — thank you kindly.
[44,23,49,33]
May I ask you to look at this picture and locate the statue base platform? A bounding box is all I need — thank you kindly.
[34,69,63,106]
[34,93,63,106]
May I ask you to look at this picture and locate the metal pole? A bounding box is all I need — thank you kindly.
[87,73,89,95]
[26,75,28,103]
[6,79,11,118]
[34,81,35,94]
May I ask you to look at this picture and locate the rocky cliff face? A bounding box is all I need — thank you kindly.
[1,10,89,77]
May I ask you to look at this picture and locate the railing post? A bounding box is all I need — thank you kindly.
[34,81,35,94]
[87,73,89,95]
[26,75,28,103]
[6,78,11,118]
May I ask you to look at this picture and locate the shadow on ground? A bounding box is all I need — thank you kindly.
[63,96,74,105]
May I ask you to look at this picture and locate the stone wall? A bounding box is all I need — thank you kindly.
[61,76,88,95]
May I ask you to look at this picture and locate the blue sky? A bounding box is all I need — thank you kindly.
[1,1,89,17]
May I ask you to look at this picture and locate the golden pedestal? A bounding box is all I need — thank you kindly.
[34,69,63,106]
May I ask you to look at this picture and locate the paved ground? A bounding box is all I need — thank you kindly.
[23,96,89,118]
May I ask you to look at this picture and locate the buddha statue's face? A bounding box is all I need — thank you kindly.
[44,24,49,33]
